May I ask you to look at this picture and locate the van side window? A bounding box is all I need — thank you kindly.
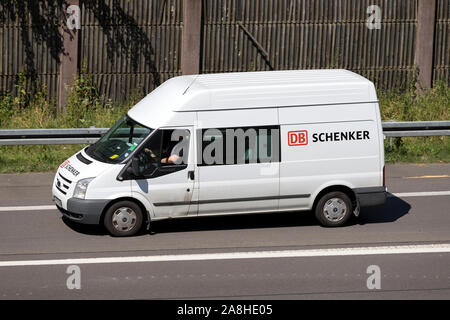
[135,129,190,177]
[199,126,279,166]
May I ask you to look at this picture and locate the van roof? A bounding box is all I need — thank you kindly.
[190,69,370,91]
[128,69,377,127]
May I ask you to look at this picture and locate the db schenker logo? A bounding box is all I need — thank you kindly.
[288,130,308,146]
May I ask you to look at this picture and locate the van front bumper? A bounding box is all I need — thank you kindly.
[53,197,109,225]
[354,187,386,207]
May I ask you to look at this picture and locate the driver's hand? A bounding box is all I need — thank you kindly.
[144,148,157,159]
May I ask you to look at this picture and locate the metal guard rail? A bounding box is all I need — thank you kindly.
[0,121,449,145]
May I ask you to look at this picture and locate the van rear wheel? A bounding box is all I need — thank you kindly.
[315,191,352,227]
[104,201,143,237]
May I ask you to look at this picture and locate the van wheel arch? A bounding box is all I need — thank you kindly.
[101,197,151,231]
[312,185,357,214]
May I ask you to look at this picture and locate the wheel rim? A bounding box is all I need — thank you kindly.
[323,197,347,222]
[111,207,137,232]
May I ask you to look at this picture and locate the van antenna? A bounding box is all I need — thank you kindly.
[183,75,199,95]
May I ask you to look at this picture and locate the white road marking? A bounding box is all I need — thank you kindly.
[405,175,450,179]
[0,243,449,267]
[0,205,56,212]
[0,191,449,212]
[389,191,450,198]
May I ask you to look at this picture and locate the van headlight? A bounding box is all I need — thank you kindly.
[73,178,95,199]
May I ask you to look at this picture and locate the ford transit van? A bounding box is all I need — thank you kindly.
[52,70,386,236]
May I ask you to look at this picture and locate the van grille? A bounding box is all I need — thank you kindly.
[56,172,72,195]
[58,173,72,184]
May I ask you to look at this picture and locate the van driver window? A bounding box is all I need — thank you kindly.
[136,129,190,176]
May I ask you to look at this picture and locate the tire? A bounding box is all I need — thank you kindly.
[315,191,352,227]
[103,201,143,237]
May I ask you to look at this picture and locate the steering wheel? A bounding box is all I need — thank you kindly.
[137,148,159,174]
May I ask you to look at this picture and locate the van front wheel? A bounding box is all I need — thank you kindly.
[315,191,352,227]
[104,201,143,237]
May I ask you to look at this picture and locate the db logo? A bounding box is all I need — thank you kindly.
[288,130,308,146]
[60,160,70,168]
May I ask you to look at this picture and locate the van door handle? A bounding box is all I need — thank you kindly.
[188,170,195,180]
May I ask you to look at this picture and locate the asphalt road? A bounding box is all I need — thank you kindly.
[0,164,449,300]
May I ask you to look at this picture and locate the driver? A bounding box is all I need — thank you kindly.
[144,139,183,165]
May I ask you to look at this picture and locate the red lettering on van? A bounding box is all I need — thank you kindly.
[60,160,70,168]
[288,130,308,146]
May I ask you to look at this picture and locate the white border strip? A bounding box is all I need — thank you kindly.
[0,205,56,212]
[389,191,450,198]
[1,244,449,267]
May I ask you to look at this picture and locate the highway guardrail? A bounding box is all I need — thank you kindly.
[0,121,449,146]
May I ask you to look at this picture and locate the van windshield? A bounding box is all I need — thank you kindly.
[85,115,153,164]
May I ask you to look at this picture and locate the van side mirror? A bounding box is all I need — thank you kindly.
[126,156,140,177]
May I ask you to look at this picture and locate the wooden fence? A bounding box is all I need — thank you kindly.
[0,0,448,107]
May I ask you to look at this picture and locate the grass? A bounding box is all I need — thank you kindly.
[378,80,450,164]
[384,137,449,163]
[0,75,449,173]
[0,145,85,173]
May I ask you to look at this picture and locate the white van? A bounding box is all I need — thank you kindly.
[52,69,386,236]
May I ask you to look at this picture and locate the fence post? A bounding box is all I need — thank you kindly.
[415,0,436,90]
[181,0,202,75]
[58,0,80,112]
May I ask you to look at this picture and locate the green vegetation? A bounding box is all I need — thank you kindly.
[378,80,449,163]
[0,74,449,173]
